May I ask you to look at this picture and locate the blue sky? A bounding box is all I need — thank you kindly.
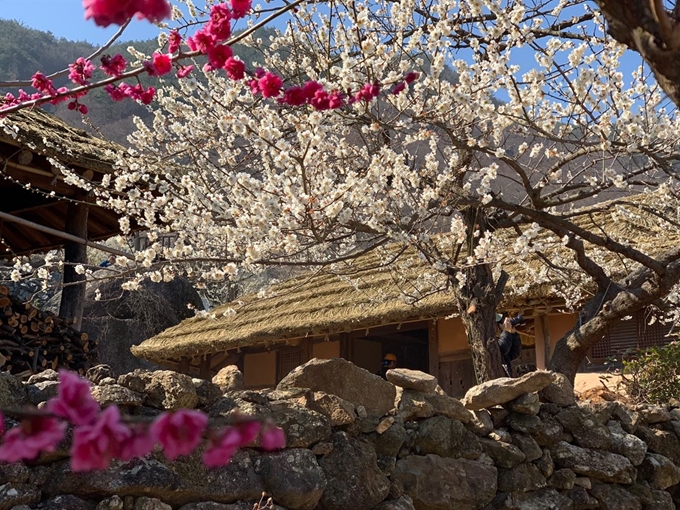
[0,0,164,44]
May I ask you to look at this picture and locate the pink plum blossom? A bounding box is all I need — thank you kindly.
[177,66,195,79]
[203,426,242,467]
[260,425,285,451]
[0,416,66,462]
[150,410,208,460]
[231,0,252,19]
[258,72,283,98]
[168,30,182,54]
[205,45,234,72]
[31,73,56,95]
[47,370,100,426]
[100,54,127,77]
[187,29,217,54]
[68,58,95,86]
[224,58,245,80]
[146,53,173,76]
[83,0,170,27]
[71,405,132,471]
[118,424,155,461]
[207,3,233,41]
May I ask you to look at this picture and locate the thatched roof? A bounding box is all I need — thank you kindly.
[0,110,127,255]
[132,191,680,365]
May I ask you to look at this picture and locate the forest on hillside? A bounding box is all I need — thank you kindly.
[0,19,270,144]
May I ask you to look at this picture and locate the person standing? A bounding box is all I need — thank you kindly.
[379,352,397,379]
[496,314,522,377]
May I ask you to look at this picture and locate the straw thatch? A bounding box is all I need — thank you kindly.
[0,109,123,174]
[132,191,680,364]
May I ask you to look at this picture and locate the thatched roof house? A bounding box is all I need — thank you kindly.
[132,192,679,394]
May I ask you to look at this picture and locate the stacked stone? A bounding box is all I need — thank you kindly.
[0,359,679,510]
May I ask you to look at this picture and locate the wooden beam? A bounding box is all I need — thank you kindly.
[59,197,89,330]
[428,320,439,380]
[199,354,212,380]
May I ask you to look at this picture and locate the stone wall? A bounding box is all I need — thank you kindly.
[1,358,680,510]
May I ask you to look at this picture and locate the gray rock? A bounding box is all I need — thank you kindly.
[0,483,40,510]
[118,369,199,410]
[511,433,543,462]
[134,497,172,510]
[556,406,612,450]
[478,437,526,468]
[0,373,27,409]
[373,495,416,510]
[534,449,555,478]
[589,482,642,510]
[192,378,223,407]
[212,366,244,393]
[488,428,512,443]
[637,452,680,490]
[628,483,675,510]
[413,416,481,459]
[386,369,438,393]
[612,405,640,434]
[277,358,396,417]
[86,365,115,385]
[423,393,472,423]
[254,449,326,510]
[637,405,671,424]
[0,465,30,485]
[532,416,567,446]
[27,369,59,384]
[462,371,553,410]
[177,504,253,510]
[317,432,390,510]
[397,390,433,422]
[607,421,647,466]
[91,384,144,407]
[548,468,576,490]
[270,402,332,448]
[579,401,617,425]
[635,425,680,464]
[488,406,510,428]
[503,488,573,509]
[96,496,124,510]
[466,409,493,436]
[506,412,542,434]
[45,450,264,506]
[497,462,547,492]
[306,392,356,426]
[549,441,636,484]
[393,454,497,510]
[39,494,93,510]
[504,392,540,415]
[565,487,599,509]
[539,372,576,406]
[311,441,334,455]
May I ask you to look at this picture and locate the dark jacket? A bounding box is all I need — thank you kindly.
[498,330,521,376]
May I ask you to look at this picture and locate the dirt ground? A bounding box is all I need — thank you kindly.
[574,371,623,395]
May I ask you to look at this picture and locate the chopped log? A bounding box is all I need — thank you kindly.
[0,297,10,308]
[0,286,8,296]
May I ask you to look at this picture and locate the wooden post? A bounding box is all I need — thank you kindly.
[428,320,439,380]
[199,354,212,380]
[59,198,89,331]
[339,333,352,361]
[540,315,552,368]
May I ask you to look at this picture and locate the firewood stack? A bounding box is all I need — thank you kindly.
[0,285,97,379]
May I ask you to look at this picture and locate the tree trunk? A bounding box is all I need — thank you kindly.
[549,247,680,384]
[450,207,505,383]
[453,263,505,382]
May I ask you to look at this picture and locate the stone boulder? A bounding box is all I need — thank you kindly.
[637,453,680,490]
[269,401,332,448]
[277,358,396,417]
[590,482,642,510]
[254,449,327,510]
[0,372,27,409]
[396,390,434,422]
[118,369,199,410]
[549,441,636,484]
[212,366,244,393]
[83,277,204,374]
[91,384,145,407]
[393,454,497,510]
[317,432,390,510]
[539,372,575,406]
[555,406,612,450]
[607,421,647,466]
[462,371,553,410]
[478,438,526,469]
[413,416,481,459]
[0,483,40,510]
[304,392,356,426]
[503,488,574,509]
[386,369,438,393]
[423,393,472,423]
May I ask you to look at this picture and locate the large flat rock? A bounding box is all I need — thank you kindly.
[462,371,553,410]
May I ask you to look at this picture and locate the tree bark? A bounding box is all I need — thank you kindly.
[594,0,680,108]
[549,246,680,383]
[450,207,505,383]
[59,198,89,331]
